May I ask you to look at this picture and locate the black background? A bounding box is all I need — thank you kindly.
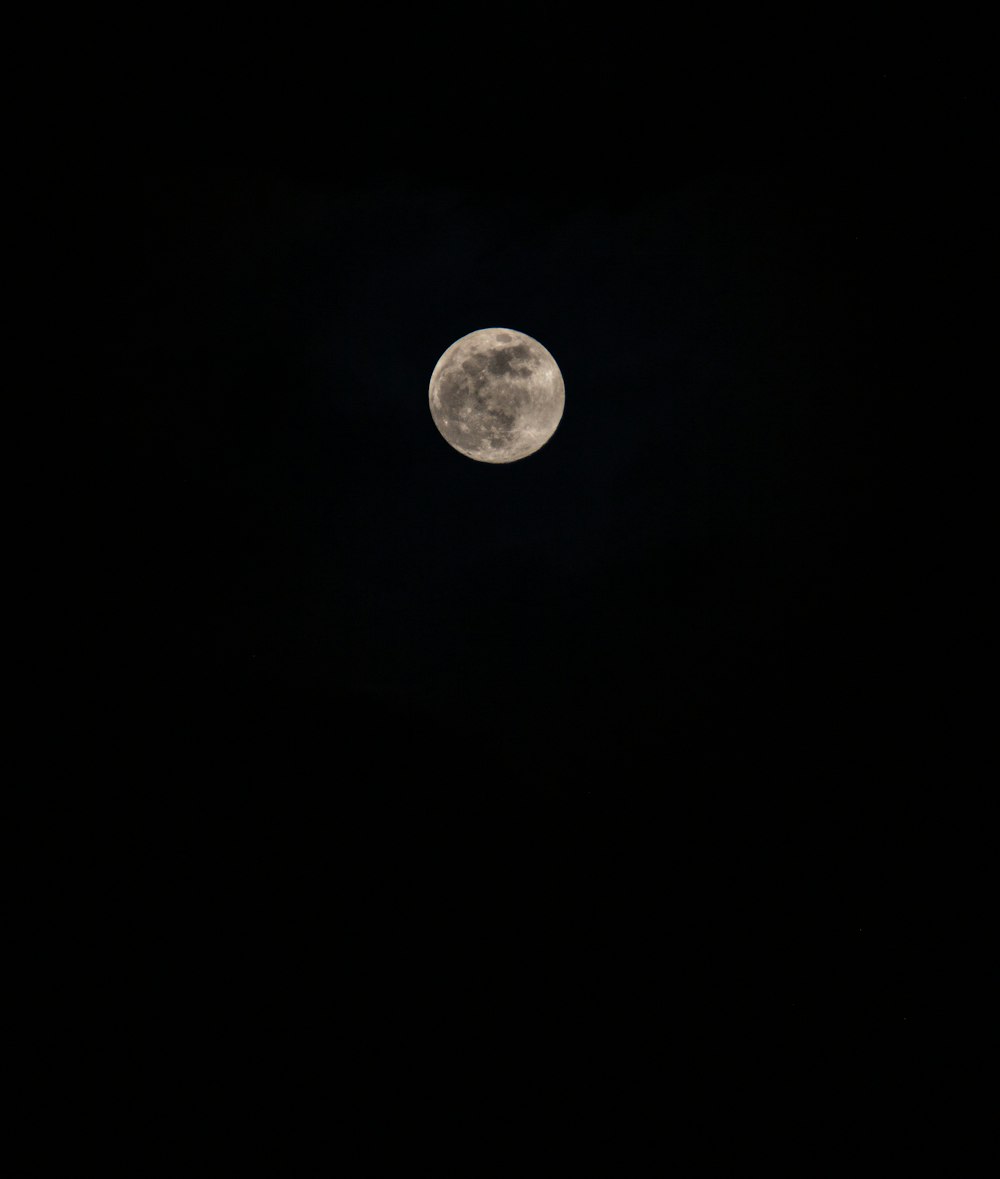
[94,15,989,1153]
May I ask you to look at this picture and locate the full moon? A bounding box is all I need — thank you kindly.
[428,328,565,463]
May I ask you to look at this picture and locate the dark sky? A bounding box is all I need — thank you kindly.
[104,26,986,1143]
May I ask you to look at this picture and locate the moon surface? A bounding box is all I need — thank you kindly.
[429,328,565,463]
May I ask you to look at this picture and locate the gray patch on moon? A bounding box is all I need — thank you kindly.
[428,327,565,463]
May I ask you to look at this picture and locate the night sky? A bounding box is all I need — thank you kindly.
[103,26,987,1149]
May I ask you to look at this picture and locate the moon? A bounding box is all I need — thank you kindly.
[429,328,565,463]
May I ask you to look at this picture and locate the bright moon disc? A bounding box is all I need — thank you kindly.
[429,328,565,463]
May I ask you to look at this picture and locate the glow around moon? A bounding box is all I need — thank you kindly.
[428,328,565,463]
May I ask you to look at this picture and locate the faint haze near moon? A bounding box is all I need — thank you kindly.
[428,328,565,463]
